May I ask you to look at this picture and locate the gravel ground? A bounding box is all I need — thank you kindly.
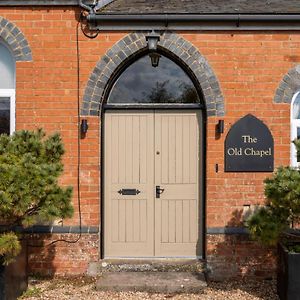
[19,276,279,300]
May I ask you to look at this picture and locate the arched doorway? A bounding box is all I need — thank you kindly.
[103,52,204,258]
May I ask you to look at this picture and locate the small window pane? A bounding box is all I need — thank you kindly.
[0,44,15,89]
[0,97,10,134]
[293,93,300,119]
[297,127,300,139]
[108,55,200,104]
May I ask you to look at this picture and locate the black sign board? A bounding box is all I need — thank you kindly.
[225,114,274,172]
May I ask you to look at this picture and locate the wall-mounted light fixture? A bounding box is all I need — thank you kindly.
[146,30,160,51]
[148,52,161,68]
[81,119,89,135]
[217,119,224,134]
[146,30,161,67]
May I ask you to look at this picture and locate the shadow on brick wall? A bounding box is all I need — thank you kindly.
[26,232,99,277]
[206,209,277,283]
[27,234,56,278]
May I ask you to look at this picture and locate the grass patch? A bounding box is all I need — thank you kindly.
[19,287,42,299]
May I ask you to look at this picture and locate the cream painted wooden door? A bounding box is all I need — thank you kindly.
[104,110,155,257]
[154,111,200,257]
[104,110,201,257]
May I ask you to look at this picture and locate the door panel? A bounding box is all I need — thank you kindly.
[104,110,155,257]
[154,111,201,257]
[104,110,201,257]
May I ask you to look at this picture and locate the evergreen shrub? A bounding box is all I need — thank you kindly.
[247,139,300,249]
[0,129,73,264]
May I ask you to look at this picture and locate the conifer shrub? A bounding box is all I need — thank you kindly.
[247,139,300,248]
[0,129,74,265]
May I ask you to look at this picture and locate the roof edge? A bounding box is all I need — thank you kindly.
[89,13,300,20]
[94,0,114,10]
[87,13,300,31]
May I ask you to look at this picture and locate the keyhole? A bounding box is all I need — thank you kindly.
[156,151,160,155]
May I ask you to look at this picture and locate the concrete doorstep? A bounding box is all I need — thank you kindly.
[96,271,207,294]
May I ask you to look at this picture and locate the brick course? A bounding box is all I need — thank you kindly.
[0,6,296,277]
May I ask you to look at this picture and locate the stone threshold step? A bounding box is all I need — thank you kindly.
[88,259,205,275]
[96,271,207,294]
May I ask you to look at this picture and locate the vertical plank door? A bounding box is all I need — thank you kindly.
[104,109,201,258]
[104,110,155,257]
[154,110,201,257]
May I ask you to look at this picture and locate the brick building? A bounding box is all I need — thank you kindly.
[1,0,300,279]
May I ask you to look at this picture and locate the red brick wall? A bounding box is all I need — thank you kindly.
[181,32,291,228]
[0,6,296,276]
[206,234,276,280]
[27,234,99,276]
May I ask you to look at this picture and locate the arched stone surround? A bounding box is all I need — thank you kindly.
[81,32,224,117]
[274,65,300,103]
[0,16,32,61]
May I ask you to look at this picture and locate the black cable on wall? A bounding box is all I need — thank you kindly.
[27,14,85,248]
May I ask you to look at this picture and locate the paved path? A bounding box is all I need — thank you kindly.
[96,271,207,293]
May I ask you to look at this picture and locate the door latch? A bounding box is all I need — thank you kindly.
[118,189,141,196]
[156,186,165,198]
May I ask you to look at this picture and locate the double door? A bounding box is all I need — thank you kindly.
[104,110,202,257]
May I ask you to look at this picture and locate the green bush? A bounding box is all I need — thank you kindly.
[247,140,300,247]
[0,129,73,265]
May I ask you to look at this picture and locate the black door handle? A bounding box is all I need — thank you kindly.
[156,186,165,198]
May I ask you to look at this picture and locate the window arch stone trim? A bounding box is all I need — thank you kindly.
[274,65,300,104]
[81,32,224,117]
[0,16,32,61]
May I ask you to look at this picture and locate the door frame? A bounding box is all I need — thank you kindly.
[100,105,206,259]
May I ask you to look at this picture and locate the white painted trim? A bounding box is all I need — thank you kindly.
[291,91,300,167]
[0,89,16,135]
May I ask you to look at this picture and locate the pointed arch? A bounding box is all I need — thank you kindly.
[81,32,224,117]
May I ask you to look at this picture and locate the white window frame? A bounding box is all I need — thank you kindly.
[0,89,15,135]
[291,91,300,167]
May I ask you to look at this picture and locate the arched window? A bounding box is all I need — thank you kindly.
[107,54,200,105]
[0,42,15,135]
[291,91,300,167]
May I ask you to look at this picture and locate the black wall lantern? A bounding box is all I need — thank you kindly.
[81,119,89,135]
[148,52,161,68]
[217,119,224,134]
[146,30,161,67]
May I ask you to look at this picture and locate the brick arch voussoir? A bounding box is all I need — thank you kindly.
[274,65,300,104]
[0,16,32,61]
[82,32,224,117]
